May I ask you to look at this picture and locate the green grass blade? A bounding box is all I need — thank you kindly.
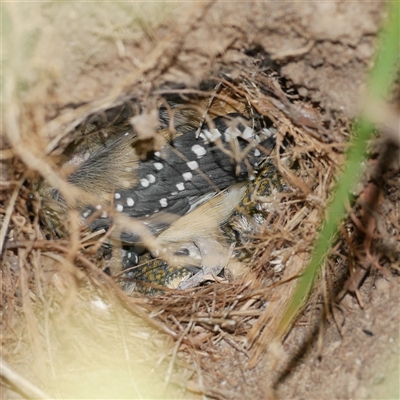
[277,1,400,336]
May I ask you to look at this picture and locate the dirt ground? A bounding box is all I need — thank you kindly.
[277,275,400,400]
[2,2,399,399]
[193,275,399,400]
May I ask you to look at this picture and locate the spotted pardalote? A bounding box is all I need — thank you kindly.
[39,82,284,293]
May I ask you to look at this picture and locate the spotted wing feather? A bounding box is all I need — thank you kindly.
[113,116,275,219]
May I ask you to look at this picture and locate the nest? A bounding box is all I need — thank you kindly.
[1,3,398,399]
[1,67,344,399]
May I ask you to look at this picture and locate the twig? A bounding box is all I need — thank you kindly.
[164,320,193,392]
[0,358,51,399]
[0,176,24,256]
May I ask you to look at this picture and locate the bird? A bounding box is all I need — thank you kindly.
[38,80,285,294]
[120,158,287,295]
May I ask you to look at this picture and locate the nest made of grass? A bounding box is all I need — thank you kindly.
[2,3,398,399]
[1,61,350,398]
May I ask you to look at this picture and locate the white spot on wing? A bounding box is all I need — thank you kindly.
[191,144,207,159]
[126,197,134,206]
[116,204,124,212]
[154,162,164,170]
[176,182,185,191]
[154,151,161,157]
[147,174,156,183]
[199,132,207,142]
[210,128,222,141]
[187,161,199,170]
[224,126,240,142]
[254,148,261,157]
[160,198,168,207]
[200,129,221,143]
[140,178,149,187]
[114,193,121,199]
[262,127,276,138]
[182,172,193,181]
[242,126,254,140]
